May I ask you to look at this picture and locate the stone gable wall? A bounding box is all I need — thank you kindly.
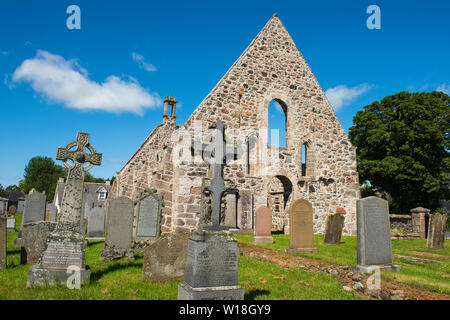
[109,15,360,235]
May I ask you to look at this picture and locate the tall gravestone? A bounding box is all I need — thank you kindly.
[0,217,6,270]
[16,190,47,245]
[253,206,273,244]
[178,121,244,300]
[22,191,47,225]
[87,207,106,239]
[101,197,134,260]
[45,203,57,222]
[135,189,163,242]
[27,132,102,287]
[427,212,447,250]
[353,197,400,273]
[286,199,317,253]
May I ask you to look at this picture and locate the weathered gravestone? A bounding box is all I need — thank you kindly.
[7,218,16,232]
[178,121,244,300]
[286,199,318,253]
[323,208,346,245]
[27,132,102,287]
[427,212,447,250]
[20,221,56,264]
[22,191,47,225]
[353,197,400,273]
[101,197,134,260]
[45,203,57,222]
[86,207,105,239]
[143,232,191,282]
[253,206,273,244]
[16,190,47,246]
[0,217,6,270]
[135,189,163,242]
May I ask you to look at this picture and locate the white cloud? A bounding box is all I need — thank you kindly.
[12,50,161,114]
[131,52,157,72]
[325,83,373,111]
[436,83,449,94]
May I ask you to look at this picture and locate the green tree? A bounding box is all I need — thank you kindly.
[84,172,105,183]
[19,156,67,202]
[349,91,449,213]
[5,185,20,191]
[0,184,6,198]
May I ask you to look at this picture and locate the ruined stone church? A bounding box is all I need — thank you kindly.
[108,14,360,236]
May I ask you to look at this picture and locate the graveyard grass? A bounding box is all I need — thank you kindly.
[1,215,362,300]
[235,234,450,295]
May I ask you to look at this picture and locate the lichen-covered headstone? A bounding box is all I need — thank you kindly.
[143,232,191,282]
[427,212,447,250]
[323,208,346,245]
[27,132,102,287]
[20,221,56,264]
[101,197,134,260]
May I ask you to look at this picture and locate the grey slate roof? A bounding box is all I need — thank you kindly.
[53,181,111,208]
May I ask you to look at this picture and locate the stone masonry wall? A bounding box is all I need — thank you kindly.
[109,14,360,236]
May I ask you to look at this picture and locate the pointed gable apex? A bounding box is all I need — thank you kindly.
[184,13,346,138]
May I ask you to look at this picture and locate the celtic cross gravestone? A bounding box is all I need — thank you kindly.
[178,121,244,300]
[28,132,102,287]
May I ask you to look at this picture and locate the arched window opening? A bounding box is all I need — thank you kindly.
[268,99,287,147]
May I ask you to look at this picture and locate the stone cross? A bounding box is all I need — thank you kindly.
[56,132,102,180]
[56,132,102,232]
[197,121,238,229]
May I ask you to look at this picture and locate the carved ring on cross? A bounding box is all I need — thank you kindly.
[56,132,102,173]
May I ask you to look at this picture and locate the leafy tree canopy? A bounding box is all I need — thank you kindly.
[349,91,449,213]
[19,156,67,202]
[84,172,106,184]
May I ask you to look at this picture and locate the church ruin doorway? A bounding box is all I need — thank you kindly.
[268,175,293,231]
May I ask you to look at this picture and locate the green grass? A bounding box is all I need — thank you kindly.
[234,233,450,294]
[1,215,363,300]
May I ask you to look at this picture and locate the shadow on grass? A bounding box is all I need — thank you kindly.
[90,260,143,282]
[244,289,270,300]
[7,249,21,255]
[87,240,105,247]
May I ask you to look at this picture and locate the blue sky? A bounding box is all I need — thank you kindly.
[0,0,449,187]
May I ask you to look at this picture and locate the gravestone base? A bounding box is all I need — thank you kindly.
[178,281,244,300]
[285,248,318,253]
[253,236,274,244]
[27,230,90,287]
[351,264,401,274]
[27,266,91,288]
